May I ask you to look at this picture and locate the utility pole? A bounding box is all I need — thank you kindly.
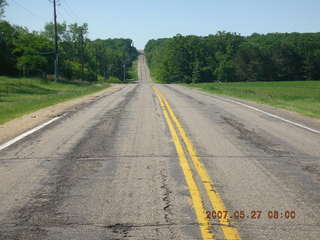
[53,0,59,81]
[95,44,99,81]
[123,63,126,82]
[80,27,84,81]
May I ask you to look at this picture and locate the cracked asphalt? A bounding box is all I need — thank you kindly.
[0,55,319,240]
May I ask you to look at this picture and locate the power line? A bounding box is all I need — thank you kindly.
[61,0,80,22]
[10,0,49,22]
[56,0,83,25]
[57,10,68,23]
[59,5,76,23]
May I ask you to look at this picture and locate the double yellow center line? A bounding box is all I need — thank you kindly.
[152,86,241,240]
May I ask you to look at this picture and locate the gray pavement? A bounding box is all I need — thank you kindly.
[0,55,319,240]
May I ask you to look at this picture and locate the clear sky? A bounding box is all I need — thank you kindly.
[4,0,320,49]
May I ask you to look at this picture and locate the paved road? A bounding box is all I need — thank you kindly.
[0,55,319,240]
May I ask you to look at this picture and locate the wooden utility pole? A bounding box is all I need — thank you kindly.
[53,0,59,81]
[80,27,84,81]
[95,44,99,80]
[123,63,126,82]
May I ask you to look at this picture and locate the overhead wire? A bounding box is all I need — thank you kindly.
[56,0,84,25]
[56,10,68,23]
[61,0,80,22]
[59,5,76,23]
[10,0,49,22]
[10,0,82,25]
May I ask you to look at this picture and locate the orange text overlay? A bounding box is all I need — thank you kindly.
[206,210,296,220]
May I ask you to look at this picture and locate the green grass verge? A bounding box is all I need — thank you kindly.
[184,81,320,118]
[0,76,111,124]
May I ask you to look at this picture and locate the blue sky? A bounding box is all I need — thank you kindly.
[5,0,320,49]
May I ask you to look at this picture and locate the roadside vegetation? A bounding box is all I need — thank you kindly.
[0,76,110,124]
[145,32,320,83]
[145,32,320,118]
[1,1,138,82]
[127,60,139,83]
[0,19,138,82]
[185,81,320,118]
[0,1,138,123]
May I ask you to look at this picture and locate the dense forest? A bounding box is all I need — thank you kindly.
[145,32,320,83]
[0,1,138,82]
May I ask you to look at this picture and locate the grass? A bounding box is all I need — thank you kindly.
[184,81,320,118]
[0,76,110,124]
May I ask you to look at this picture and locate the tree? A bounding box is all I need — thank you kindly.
[0,0,7,19]
[14,31,53,76]
[43,22,67,42]
[192,61,200,83]
[145,32,320,83]
[0,18,138,80]
[214,59,236,82]
[304,49,320,80]
[0,21,18,75]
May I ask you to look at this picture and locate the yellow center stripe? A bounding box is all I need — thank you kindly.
[154,86,241,240]
[152,86,214,240]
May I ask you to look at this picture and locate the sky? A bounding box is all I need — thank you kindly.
[4,0,320,49]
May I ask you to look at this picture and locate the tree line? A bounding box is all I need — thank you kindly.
[0,2,138,82]
[145,32,320,83]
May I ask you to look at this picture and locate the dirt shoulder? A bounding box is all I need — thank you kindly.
[0,84,126,145]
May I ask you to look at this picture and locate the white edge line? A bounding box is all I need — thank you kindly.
[0,115,63,151]
[183,86,320,134]
[212,95,320,134]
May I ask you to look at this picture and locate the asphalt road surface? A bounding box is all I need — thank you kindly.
[0,55,319,240]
